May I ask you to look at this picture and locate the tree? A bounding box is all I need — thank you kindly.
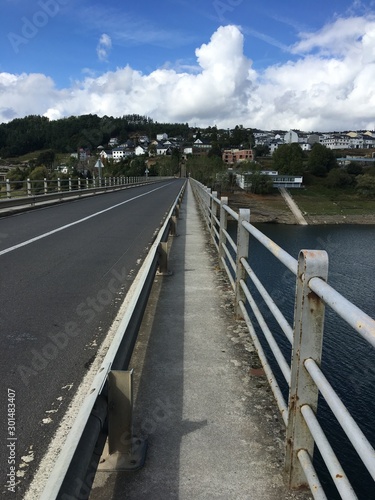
[253,145,270,157]
[272,143,304,175]
[307,143,337,177]
[186,155,225,185]
[346,162,363,176]
[356,174,375,198]
[36,150,55,170]
[247,171,273,194]
[326,168,352,188]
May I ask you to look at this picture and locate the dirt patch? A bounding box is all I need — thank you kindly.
[222,190,375,225]
[223,190,298,224]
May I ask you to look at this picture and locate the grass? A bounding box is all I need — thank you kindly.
[291,184,375,216]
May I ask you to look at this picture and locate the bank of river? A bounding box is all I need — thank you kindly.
[225,190,375,224]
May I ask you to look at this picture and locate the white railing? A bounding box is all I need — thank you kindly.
[0,176,145,199]
[190,177,375,500]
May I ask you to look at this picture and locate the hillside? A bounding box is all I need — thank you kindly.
[224,189,375,225]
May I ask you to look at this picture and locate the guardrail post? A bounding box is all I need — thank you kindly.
[98,370,147,471]
[285,249,328,489]
[57,178,61,193]
[69,177,72,191]
[157,241,172,275]
[27,178,32,197]
[44,178,48,194]
[218,197,228,269]
[78,177,81,191]
[235,209,250,318]
[6,179,11,199]
[170,209,178,236]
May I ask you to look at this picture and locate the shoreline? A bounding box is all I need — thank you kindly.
[225,191,375,225]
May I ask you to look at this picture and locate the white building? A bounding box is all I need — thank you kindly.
[156,133,168,141]
[236,170,303,189]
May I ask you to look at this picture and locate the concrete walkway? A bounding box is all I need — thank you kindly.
[90,182,312,500]
[279,187,308,225]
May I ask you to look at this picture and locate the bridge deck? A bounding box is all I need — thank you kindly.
[90,182,312,500]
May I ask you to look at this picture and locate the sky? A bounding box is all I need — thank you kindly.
[1,0,375,131]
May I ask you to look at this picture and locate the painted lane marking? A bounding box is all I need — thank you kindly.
[0,183,170,257]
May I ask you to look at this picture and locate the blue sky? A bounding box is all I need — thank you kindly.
[1,0,375,130]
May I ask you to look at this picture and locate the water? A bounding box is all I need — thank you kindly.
[241,223,375,499]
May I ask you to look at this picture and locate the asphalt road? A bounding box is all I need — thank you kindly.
[0,178,185,498]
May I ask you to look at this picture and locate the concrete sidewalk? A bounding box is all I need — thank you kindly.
[90,182,312,500]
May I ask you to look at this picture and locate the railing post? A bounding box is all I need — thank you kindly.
[210,191,218,240]
[6,179,11,199]
[285,250,328,489]
[27,178,32,197]
[44,178,48,194]
[218,197,228,269]
[235,209,250,318]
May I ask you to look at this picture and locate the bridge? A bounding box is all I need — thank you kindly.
[1,177,374,499]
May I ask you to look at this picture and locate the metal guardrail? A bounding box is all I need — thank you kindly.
[0,176,172,210]
[190,177,375,500]
[35,180,186,499]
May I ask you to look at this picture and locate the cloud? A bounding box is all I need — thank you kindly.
[96,33,112,62]
[1,20,375,131]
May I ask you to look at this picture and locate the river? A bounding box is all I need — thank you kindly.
[244,223,375,500]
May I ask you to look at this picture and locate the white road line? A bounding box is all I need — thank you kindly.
[0,183,170,257]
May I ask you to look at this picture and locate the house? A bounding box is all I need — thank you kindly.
[135,145,147,156]
[156,144,172,155]
[320,134,351,149]
[100,150,113,161]
[157,133,168,141]
[222,149,254,164]
[269,139,284,154]
[284,130,299,144]
[138,136,149,145]
[108,137,118,147]
[193,138,212,150]
[362,135,375,149]
[112,147,134,162]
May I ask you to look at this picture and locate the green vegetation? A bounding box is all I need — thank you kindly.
[292,183,375,216]
[272,143,305,175]
[1,114,374,217]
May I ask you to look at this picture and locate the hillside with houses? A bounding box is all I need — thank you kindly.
[0,115,375,202]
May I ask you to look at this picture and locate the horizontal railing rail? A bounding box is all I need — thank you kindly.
[32,180,186,500]
[0,176,173,210]
[190,177,375,500]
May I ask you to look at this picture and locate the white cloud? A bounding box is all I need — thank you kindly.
[97,33,112,62]
[1,20,375,131]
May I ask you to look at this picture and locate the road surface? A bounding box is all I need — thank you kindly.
[0,179,185,498]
